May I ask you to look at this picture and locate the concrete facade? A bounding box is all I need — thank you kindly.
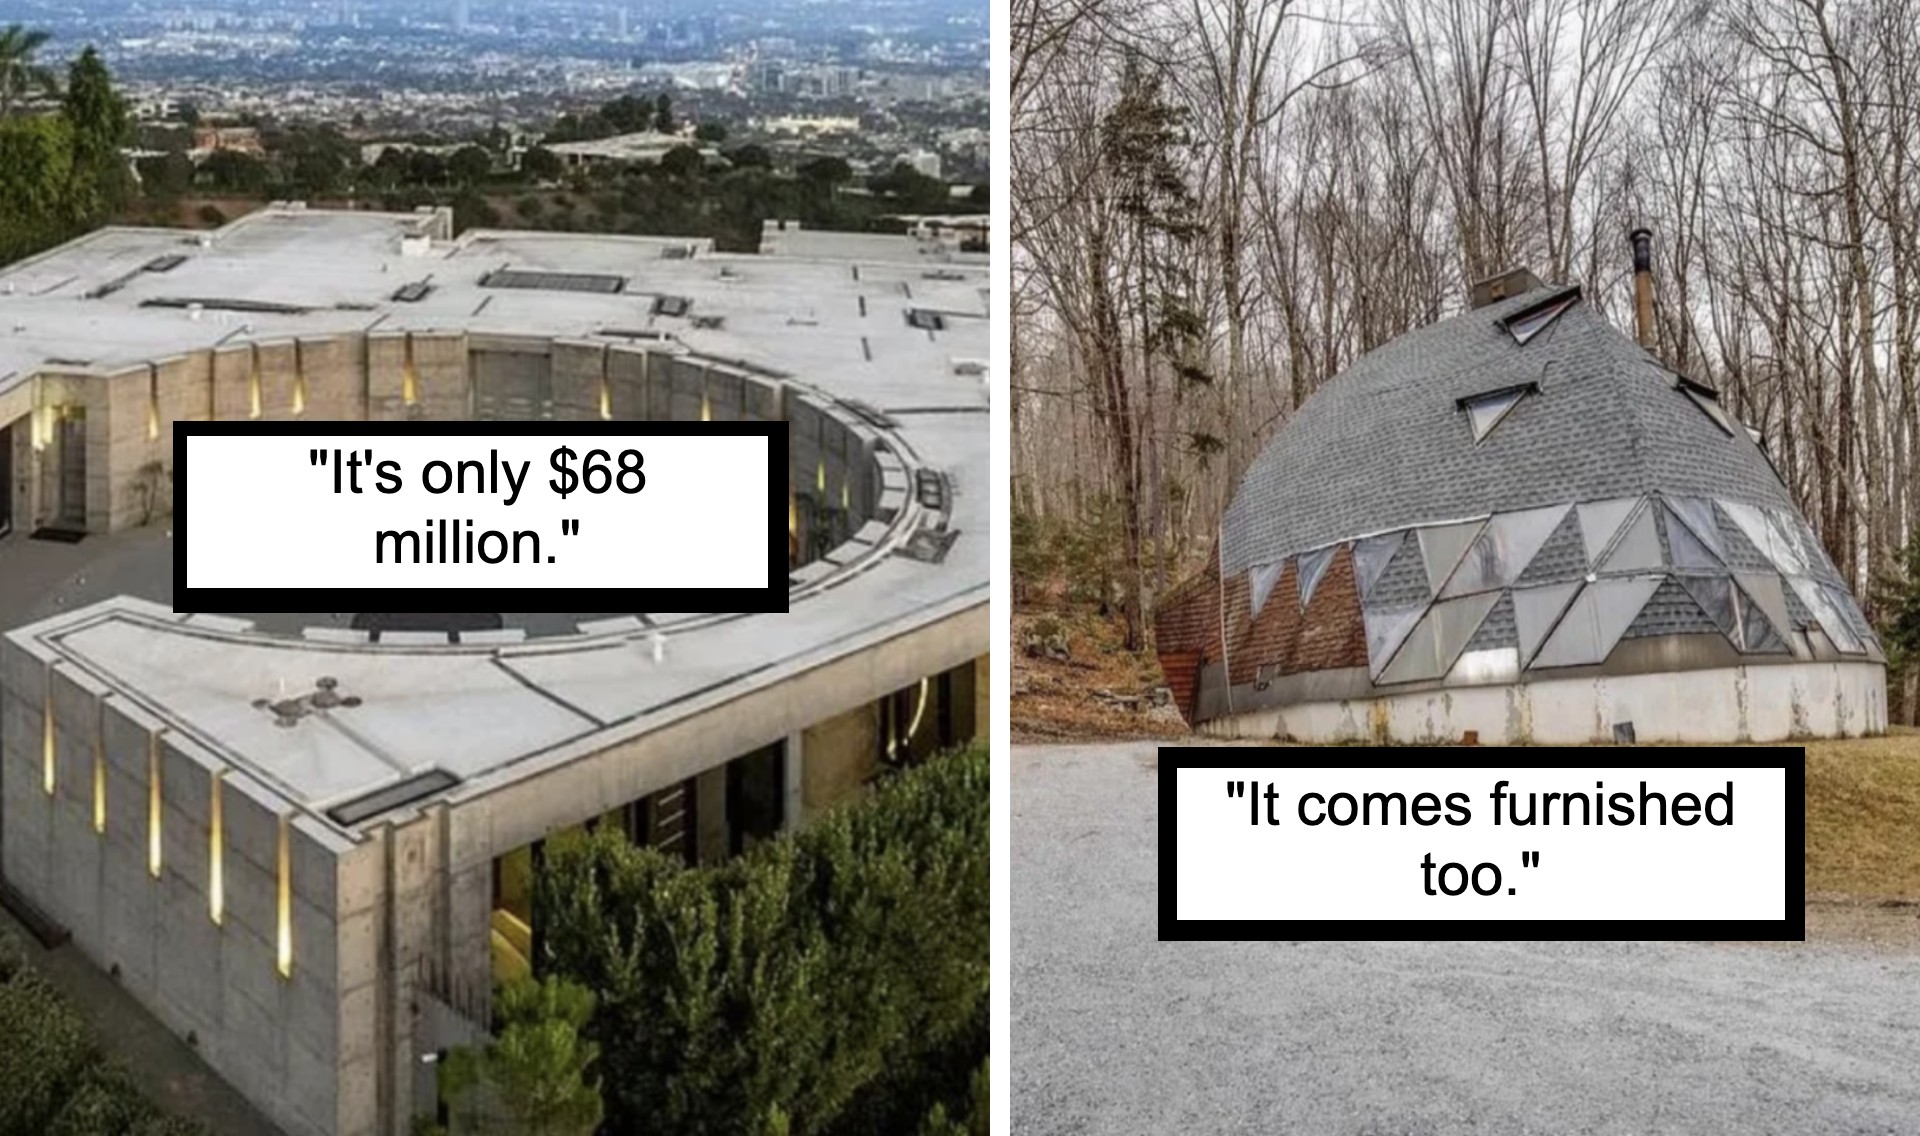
[1201,659,1888,744]
[0,208,991,1136]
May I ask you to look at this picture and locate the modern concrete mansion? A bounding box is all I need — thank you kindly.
[0,207,989,1135]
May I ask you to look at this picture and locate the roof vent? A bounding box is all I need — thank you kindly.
[652,295,692,317]
[1468,267,1545,310]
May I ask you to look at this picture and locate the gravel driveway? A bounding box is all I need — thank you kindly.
[1013,744,1920,1136]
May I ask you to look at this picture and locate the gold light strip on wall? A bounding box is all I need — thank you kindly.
[701,391,712,422]
[146,367,160,442]
[42,671,55,796]
[209,770,225,926]
[148,732,163,878]
[93,700,106,834]
[906,676,930,742]
[402,337,419,406]
[248,346,262,419]
[816,459,826,494]
[292,342,307,415]
[276,816,293,978]
[599,370,612,420]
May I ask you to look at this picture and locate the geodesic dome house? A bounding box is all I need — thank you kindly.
[1154,276,1886,744]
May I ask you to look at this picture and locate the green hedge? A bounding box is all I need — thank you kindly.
[0,930,204,1136]
[537,744,989,1136]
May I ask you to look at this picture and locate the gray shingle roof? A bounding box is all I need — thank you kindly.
[1220,286,1796,575]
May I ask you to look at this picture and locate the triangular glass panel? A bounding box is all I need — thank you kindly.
[1740,592,1789,653]
[1665,497,1726,561]
[1531,576,1663,669]
[1364,604,1425,679]
[1734,572,1793,645]
[1679,575,1740,647]
[1465,388,1527,441]
[1597,502,1662,573]
[1441,504,1570,597]
[1763,510,1812,575]
[1378,593,1501,686]
[1353,533,1403,603]
[1786,576,1863,654]
[1513,509,1587,586]
[1248,560,1286,619]
[1464,592,1517,651]
[1297,546,1335,609]
[1719,501,1782,574]
[1576,498,1639,568]
[1417,520,1486,594]
[1513,581,1583,666]
[1824,583,1874,649]
[1663,503,1724,572]
[1682,385,1735,436]
[1505,294,1577,344]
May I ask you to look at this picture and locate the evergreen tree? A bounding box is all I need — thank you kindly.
[0,25,56,118]
[61,47,129,222]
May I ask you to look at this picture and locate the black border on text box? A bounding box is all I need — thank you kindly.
[1159,746,1806,941]
[174,419,788,612]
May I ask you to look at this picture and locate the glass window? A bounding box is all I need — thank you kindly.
[1787,576,1863,654]
[1531,576,1662,669]
[1504,294,1577,344]
[1596,503,1662,573]
[1463,387,1528,441]
[1377,593,1501,685]
[1353,533,1403,602]
[1440,505,1568,597]
[1513,581,1582,666]
[1296,547,1335,609]
[1665,498,1726,561]
[1364,605,1425,679]
[1575,498,1639,568]
[1678,575,1739,645]
[1417,520,1486,593]
[1249,560,1285,618]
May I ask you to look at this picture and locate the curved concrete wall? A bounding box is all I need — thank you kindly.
[13,331,890,567]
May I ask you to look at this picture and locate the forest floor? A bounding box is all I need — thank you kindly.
[1010,605,1187,742]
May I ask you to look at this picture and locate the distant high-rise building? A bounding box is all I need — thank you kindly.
[616,6,630,38]
[455,0,471,33]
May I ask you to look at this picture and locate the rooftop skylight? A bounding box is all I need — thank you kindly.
[1458,381,1538,442]
[1501,289,1579,344]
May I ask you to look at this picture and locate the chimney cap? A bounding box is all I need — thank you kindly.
[1468,267,1545,310]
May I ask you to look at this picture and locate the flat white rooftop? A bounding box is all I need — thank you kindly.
[1,206,989,834]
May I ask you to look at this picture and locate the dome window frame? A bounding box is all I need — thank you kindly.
[1457,380,1538,443]
[1497,284,1582,345]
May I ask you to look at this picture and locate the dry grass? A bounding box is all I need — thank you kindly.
[1804,728,1920,901]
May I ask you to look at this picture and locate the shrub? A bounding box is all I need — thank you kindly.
[0,970,98,1132]
[537,744,989,1136]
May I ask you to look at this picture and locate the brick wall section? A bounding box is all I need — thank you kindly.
[1231,559,1298,686]
[1289,543,1368,673]
[1154,544,1220,656]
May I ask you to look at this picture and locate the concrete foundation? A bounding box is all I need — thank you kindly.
[1201,660,1888,744]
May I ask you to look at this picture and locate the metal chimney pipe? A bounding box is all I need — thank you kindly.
[1630,228,1655,349]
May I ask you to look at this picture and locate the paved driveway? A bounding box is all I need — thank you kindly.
[1013,744,1920,1136]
